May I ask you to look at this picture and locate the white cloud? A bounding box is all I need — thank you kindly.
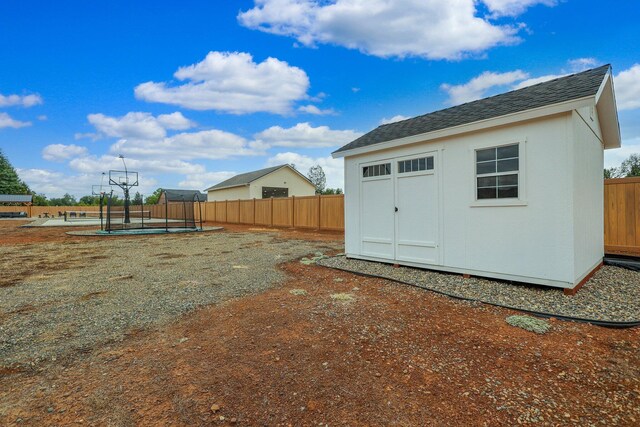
[441,70,528,104]
[568,57,598,72]
[85,111,194,140]
[380,115,410,125]
[512,73,567,90]
[440,59,606,105]
[156,112,196,130]
[512,58,601,90]
[42,144,89,162]
[110,129,264,161]
[69,155,206,176]
[237,0,558,60]
[0,112,31,129]
[135,51,310,114]
[605,137,640,169]
[266,152,344,189]
[0,93,43,108]
[178,171,237,191]
[17,168,92,198]
[37,115,48,121]
[482,0,556,17]
[615,64,640,111]
[253,122,362,148]
[298,104,335,115]
[17,167,159,199]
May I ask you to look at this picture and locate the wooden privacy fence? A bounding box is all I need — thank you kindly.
[605,177,640,256]
[192,195,345,231]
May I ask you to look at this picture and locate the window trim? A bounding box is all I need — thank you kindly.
[397,155,435,175]
[470,139,527,208]
[361,161,392,180]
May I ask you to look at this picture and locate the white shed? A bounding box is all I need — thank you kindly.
[333,65,620,294]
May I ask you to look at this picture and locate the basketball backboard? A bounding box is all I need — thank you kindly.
[108,170,139,188]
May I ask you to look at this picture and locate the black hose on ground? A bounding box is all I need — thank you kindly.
[318,260,640,329]
[604,255,640,272]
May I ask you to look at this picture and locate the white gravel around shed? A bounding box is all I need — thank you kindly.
[317,256,640,323]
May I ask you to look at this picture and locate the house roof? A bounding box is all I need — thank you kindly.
[334,65,614,155]
[161,189,206,202]
[0,194,33,203]
[206,165,312,192]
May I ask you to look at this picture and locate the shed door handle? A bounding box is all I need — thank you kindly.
[395,207,398,212]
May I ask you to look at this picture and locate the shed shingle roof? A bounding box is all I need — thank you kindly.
[334,65,610,155]
[206,165,287,191]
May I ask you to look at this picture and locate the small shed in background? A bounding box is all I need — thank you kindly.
[157,189,206,204]
[0,194,33,217]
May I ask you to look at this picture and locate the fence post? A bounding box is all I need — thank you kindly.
[237,199,240,224]
[270,197,274,227]
[253,198,256,225]
[291,196,295,228]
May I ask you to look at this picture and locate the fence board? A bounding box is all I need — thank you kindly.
[320,195,345,230]
[272,198,293,227]
[294,196,319,228]
[254,199,272,225]
[239,200,254,224]
[604,178,640,256]
[227,200,240,223]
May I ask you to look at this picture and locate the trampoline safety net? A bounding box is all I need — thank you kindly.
[104,190,203,232]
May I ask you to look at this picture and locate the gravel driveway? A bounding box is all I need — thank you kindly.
[0,231,342,368]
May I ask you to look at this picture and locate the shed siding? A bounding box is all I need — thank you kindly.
[345,113,578,287]
[249,167,316,199]
[571,109,605,282]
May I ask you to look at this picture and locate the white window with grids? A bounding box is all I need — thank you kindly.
[475,143,519,200]
[362,162,391,178]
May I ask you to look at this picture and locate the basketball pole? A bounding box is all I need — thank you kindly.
[119,155,131,224]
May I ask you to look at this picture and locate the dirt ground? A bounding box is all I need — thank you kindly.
[1,221,638,426]
[0,220,343,246]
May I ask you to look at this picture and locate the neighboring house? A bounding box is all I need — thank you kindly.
[206,165,316,202]
[333,65,620,293]
[158,189,206,204]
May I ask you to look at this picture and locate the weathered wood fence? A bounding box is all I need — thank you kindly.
[605,177,640,256]
[191,194,345,231]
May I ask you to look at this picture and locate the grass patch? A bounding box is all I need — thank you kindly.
[300,252,331,265]
[330,293,354,302]
[289,289,307,296]
[506,315,551,334]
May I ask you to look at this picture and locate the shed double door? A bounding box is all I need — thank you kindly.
[360,152,440,265]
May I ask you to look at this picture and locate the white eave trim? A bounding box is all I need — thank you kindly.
[333,96,594,158]
[594,71,622,149]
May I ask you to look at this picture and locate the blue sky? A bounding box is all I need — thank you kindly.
[1,0,638,198]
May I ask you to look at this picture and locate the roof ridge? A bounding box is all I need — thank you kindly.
[335,64,611,154]
[378,64,611,129]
